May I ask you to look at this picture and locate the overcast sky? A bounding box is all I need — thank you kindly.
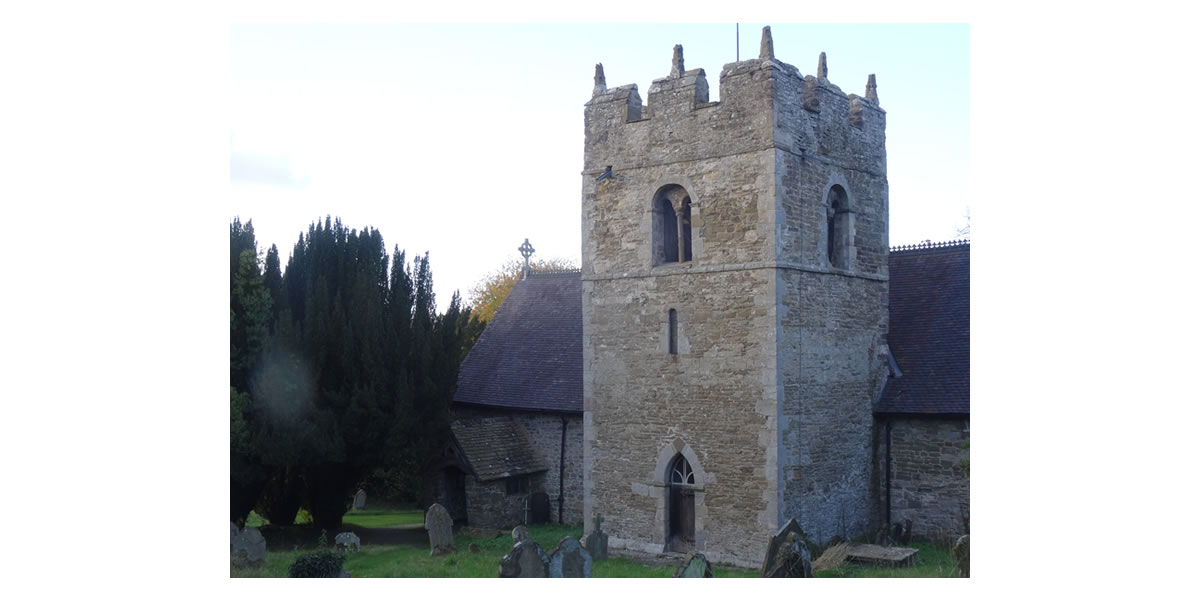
[231,23,968,311]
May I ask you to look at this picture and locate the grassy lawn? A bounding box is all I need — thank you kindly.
[243,507,423,529]
[231,516,955,578]
[342,509,424,528]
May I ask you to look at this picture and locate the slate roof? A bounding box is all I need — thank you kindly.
[449,418,549,481]
[453,271,583,413]
[876,241,970,416]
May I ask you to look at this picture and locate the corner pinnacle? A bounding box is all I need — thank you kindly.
[671,44,684,78]
[817,52,828,78]
[760,26,774,60]
[866,73,878,103]
[593,63,607,97]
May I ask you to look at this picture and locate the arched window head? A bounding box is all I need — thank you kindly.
[669,454,694,485]
[826,184,852,269]
[654,185,693,265]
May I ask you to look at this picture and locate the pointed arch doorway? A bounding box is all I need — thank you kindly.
[667,454,696,552]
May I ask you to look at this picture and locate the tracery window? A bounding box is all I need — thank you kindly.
[669,454,694,485]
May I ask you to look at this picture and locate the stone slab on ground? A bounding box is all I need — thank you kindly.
[845,543,919,568]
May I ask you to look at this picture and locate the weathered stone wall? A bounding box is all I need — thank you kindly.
[452,406,584,526]
[777,269,888,543]
[583,36,888,567]
[583,269,777,568]
[877,417,970,542]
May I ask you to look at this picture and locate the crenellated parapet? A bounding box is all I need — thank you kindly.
[584,26,885,176]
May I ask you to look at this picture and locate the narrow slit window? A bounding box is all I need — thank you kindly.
[668,309,678,355]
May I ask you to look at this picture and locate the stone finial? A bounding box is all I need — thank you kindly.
[817,52,828,78]
[593,63,606,97]
[671,44,684,77]
[866,73,878,103]
[759,26,774,60]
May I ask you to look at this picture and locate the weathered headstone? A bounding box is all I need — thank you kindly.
[898,519,913,545]
[231,526,267,569]
[425,503,456,556]
[548,536,592,578]
[760,518,813,578]
[334,531,361,553]
[874,523,893,547]
[512,524,532,544]
[230,522,239,547]
[581,513,608,561]
[499,540,549,578]
[353,489,366,510]
[674,552,714,578]
[952,534,970,577]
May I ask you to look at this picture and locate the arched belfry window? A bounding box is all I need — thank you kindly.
[654,185,693,265]
[826,184,852,269]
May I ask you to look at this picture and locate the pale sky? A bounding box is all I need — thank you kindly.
[231,23,968,311]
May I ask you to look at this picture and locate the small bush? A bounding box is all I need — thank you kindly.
[287,551,346,578]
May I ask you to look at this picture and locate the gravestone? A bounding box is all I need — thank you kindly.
[898,519,913,545]
[334,532,361,553]
[512,525,532,544]
[760,518,813,578]
[499,540,549,578]
[674,552,714,578]
[529,492,550,524]
[230,522,238,547]
[548,536,592,578]
[231,526,266,569]
[425,503,456,556]
[581,514,608,561]
[952,534,970,577]
[353,489,366,510]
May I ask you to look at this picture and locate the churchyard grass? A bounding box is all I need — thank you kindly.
[341,508,424,528]
[242,507,423,529]
[231,521,953,578]
[232,522,752,577]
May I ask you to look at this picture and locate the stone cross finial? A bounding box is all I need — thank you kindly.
[593,63,606,97]
[518,238,535,279]
[671,44,684,77]
[817,52,828,78]
[866,73,878,103]
[593,513,604,531]
[760,26,774,60]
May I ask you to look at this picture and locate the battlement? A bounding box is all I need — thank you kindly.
[584,26,886,175]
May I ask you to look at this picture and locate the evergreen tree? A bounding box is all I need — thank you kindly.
[232,216,474,529]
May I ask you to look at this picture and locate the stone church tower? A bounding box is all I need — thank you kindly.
[581,28,890,568]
